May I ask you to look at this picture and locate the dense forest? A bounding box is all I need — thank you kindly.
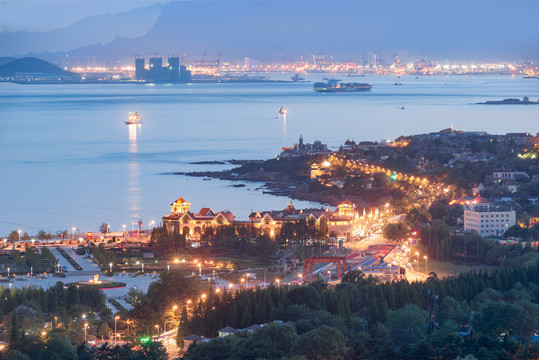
[181,264,539,359]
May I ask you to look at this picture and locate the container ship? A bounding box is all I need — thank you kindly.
[314,79,372,92]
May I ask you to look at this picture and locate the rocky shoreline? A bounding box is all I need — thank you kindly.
[180,159,344,207]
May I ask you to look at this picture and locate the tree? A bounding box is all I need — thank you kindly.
[176,306,189,349]
[36,230,51,241]
[294,325,348,360]
[99,223,109,234]
[236,323,299,360]
[340,270,369,285]
[383,223,406,242]
[9,310,20,349]
[388,304,426,347]
[96,321,112,339]
[4,350,31,360]
[133,341,168,360]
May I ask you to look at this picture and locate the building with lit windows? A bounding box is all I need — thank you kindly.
[461,196,516,237]
[249,199,381,240]
[162,197,235,238]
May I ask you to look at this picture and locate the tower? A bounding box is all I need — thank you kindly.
[135,58,145,80]
[149,57,163,81]
[168,57,180,81]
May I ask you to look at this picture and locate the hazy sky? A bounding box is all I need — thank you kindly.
[0,0,167,32]
[1,0,537,61]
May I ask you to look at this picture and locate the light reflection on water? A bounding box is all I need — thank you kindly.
[127,124,141,214]
[0,75,538,235]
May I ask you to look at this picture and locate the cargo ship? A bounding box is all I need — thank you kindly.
[125,112,143,125]
[314,79,372,92]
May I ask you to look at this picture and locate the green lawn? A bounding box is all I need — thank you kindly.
[415,258,498,278]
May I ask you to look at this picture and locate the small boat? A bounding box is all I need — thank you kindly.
[394,82,402,86]
[291,74,305,82]
[125,112,142,125]
[278,106,287,115]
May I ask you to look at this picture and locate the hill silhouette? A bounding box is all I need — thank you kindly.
[0,57,79,78]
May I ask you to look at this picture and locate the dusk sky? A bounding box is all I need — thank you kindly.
[1,0,538,60]
[1,0,166,32]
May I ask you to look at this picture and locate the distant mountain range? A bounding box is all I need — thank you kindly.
[0,4,161,57]
[0,57,79,78]
[1,1,538,63]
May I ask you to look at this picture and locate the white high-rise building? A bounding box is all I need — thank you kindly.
[462,196,516,237]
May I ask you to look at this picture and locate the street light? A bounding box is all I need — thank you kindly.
[228,283,233,291]
[54,316,58,328]
[298,273,303,284]
[154,324,159,337]
[31,239,35,246]
[7,267,10,278]
[327,270,331,281]
[115,316,120,345]
[201,294,206,302]
[275,279,280,287]
[424,256,428,274]
[198,263,202,277]
[72,227,76,240]
[172,305,178,320]
[84,323,89,342]
[109,263,113,273]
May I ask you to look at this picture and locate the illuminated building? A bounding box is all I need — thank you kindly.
[249,199,376,240]
[461,196,516,237]
[162,197,235,238]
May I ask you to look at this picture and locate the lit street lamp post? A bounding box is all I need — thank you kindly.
[298,273,303,284]
[109,263,113,273]
[7,267,10,278]
[276,278,280,287]
[115,316,120,345]
[154,325,159,337]
[84,323,88,342]
[424,256,428,275]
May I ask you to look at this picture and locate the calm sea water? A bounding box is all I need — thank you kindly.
[1,74,538,236]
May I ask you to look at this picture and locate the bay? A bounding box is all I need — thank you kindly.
[0,74,537,235]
